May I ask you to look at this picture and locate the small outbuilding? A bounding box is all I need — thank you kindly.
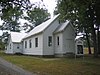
[75,39,84,55]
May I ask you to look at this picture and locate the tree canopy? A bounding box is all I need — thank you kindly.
[0,0,50,32]
[0,0,32,32]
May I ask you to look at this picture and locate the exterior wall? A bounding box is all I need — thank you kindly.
[23,33,43,55]
[43,19,60,55]
[5,36,14,54]
[54,33,63,54]
[63,24,75,54]
[5,36,23,54]
[13,43,23,53]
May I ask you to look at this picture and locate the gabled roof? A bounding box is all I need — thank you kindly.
[54,20,70,33]
[24,14,59,39]
[10,32,27,43]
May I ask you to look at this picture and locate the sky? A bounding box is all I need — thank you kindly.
[30,0,57,17]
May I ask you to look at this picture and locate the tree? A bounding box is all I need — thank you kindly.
[0,0,32,32]
[24,7,50,32]
[0,0,33,45]
[57,0,100,57]
[0,39,5,50]
[0,0,50,32]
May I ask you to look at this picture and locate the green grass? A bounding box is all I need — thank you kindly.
[0,51,100,75]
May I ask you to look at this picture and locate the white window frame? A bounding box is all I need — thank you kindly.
[29,39,32,48]
[35,38,38,47]
[25,41,27,48]
[48,36,52,47]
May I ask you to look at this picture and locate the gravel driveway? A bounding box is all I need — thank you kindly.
[0,57,35,75]
[0,64,11,75]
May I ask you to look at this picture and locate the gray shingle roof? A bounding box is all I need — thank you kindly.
[54,20,70,33]
[24,14,59,39]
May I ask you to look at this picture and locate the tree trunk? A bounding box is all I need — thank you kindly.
[91,26,98,57]
[97,30,100,54]
[99,32,100,54]
[86,34,91,54]
[85,28,91,54]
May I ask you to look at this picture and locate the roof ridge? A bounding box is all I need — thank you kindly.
[24,14,59,39]
[54,21,70,33]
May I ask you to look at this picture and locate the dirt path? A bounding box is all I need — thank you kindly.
[0,57,35,75]
[0,64,11,75]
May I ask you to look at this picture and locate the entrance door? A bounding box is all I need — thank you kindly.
[65,39,73,53]
[77,45,83,54]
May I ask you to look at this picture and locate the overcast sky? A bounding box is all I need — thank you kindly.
[30,0,57,17]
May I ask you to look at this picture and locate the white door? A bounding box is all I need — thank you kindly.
[65,39,73,53]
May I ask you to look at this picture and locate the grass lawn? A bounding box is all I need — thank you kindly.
[0,51,100,75]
